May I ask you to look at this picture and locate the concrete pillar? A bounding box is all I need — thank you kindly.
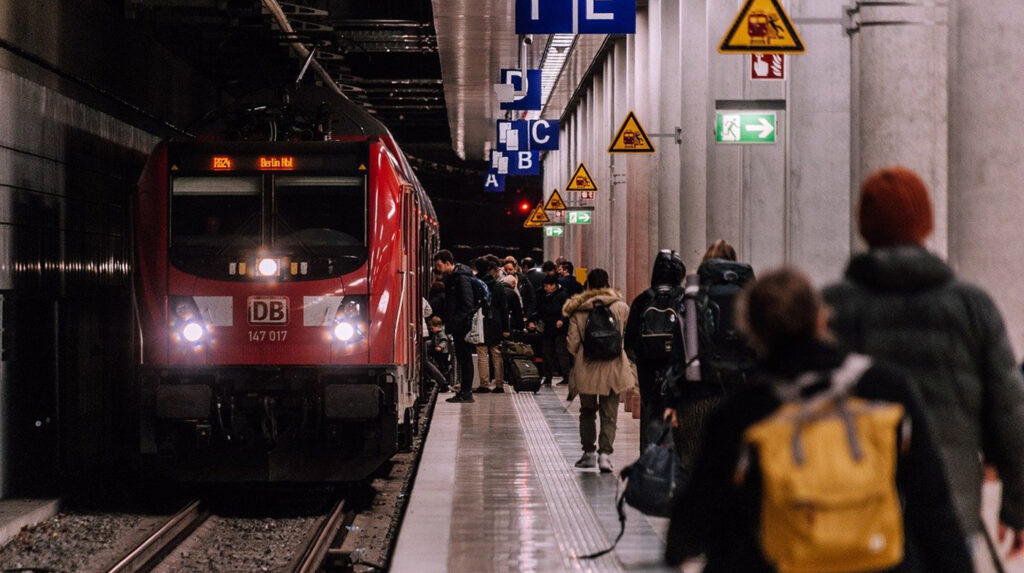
[645,2,662,258]
[851,2,948,256]
[679,0,709,267]
[656,0,682,254]
[612,40,630,295]
[948,0,1024,358]
[628,11,653,296]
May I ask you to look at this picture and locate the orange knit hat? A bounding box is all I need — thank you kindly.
[858,166,934,247]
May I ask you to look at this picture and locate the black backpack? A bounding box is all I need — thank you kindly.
[468,275,492,317]
[692,259,756,378]
[637,286,685,362]
[583,301,622,360]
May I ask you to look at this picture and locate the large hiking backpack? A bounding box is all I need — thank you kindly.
[583,301,623,360]
[637,286,685,362]
[692,259,756,379]
[741,354,909,573]
[468,275,492,317]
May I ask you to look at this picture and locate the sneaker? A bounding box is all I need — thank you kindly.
[598,453,614,473]
[556,379,569,386]
[473,387,492,394]
[492,387,505,393]
[542,378,552,386]
[574,452,598,468]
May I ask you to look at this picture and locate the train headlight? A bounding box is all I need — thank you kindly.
[333,322,355,342]
[257,258,280,277]
[182,322,205,343]
[330,297,367,344]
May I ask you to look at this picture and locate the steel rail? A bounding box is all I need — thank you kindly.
[292,499,350,572]
[106,500,208,573]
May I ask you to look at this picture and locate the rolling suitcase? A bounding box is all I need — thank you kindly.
[503,340,542,393]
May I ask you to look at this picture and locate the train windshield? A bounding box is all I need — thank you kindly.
[170,176,261,250]
[274,175,366,255]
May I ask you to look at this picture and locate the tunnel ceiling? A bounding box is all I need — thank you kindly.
[120,0,449,145]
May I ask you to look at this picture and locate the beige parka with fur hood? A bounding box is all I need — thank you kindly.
[563,288,637,397]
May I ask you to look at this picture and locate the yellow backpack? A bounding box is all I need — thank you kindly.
[741,354,909,573]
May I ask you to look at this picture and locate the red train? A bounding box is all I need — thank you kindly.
[132,86,438,481]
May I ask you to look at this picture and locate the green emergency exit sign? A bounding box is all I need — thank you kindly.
[715,112,777,144]
[567,210,592,225]
[544,225,565,237]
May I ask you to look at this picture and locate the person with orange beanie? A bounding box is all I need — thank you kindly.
[824,166,1024,566]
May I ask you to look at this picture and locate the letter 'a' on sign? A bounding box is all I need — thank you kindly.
[544,189,568,211]
[609,110,655,153]
[719,0,805,54]
[566,163,598,192]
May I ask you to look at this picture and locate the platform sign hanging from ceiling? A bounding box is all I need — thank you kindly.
[483,170,506,192]
[719,0,805,54]
[515,0,637,34]
[715,112,777,144]
[499,69,543,111]
[565,163,598,192]
[497,120,560,152]
[490,150,541,175]
[609,110,655,153]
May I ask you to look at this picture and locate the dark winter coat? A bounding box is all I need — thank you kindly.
[441,263,475,336]
[534,285,570,336]
[665,337,972,573]
[480,273,508,346]
[824,246,1024,533]
[516,271,536,317]
[503,282,525,332]
[559,274,584,295]
[526,267,545,292]
[625,250,687,367]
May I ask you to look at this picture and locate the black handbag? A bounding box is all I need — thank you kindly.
[579,423,688,559]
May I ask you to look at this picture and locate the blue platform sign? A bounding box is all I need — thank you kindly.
[484,171,505,192]
[490,150,541,176]
[499,69,542,111]
[497,119,560,152]
[516,0,636,34]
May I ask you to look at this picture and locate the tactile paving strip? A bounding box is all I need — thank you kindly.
[511,392,625,573]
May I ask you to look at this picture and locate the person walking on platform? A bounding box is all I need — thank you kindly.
[504,256,535,321]
[564,268,636,473]
[473,257,509,394]
[624,249,687,453]
[534,275,571,385]
[824,166,1024,560]
[433,249,477,404]
[666,268,971,572]
[558,260,584,295]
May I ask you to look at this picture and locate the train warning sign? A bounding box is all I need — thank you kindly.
[524,202,550,228]
[609,111,655,153]
[566,163,598,192]
[544,189,568,211]
[719,0,805,54]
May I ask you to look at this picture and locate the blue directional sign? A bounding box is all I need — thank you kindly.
[490,150,541,176]
[499,69,542,111]
[483,171,506,192]
[516,0,636,34]
[497,119,560,152]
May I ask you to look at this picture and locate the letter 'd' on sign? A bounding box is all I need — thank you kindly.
[248,296,289,325]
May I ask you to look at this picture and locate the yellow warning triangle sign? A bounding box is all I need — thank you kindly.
[524,202,550,228]
[565,163,598,192]
[719,0,805,54]
[609,111,655,153]
[544,189,567,211]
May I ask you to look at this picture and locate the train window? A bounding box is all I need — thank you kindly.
[273,176,366,254]
[170,176,261,250]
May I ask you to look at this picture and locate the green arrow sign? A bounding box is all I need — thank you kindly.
[567,210,592,225]
[715,112,777,144]
[544,225,565,237]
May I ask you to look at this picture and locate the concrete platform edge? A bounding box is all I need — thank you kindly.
[0,499,60,549]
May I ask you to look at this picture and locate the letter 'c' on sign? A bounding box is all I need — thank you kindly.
[532,120,551,145]
[586,0,614,20]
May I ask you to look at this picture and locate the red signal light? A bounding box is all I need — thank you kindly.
[519,201,531,213]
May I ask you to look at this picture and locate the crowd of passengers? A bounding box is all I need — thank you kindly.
[427,166,1024,572]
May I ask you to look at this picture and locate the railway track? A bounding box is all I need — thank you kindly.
[104,497,353,573]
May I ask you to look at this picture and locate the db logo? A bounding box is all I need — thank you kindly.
[248,296,289,325]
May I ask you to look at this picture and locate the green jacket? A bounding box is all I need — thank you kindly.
[824,246,1024,533]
